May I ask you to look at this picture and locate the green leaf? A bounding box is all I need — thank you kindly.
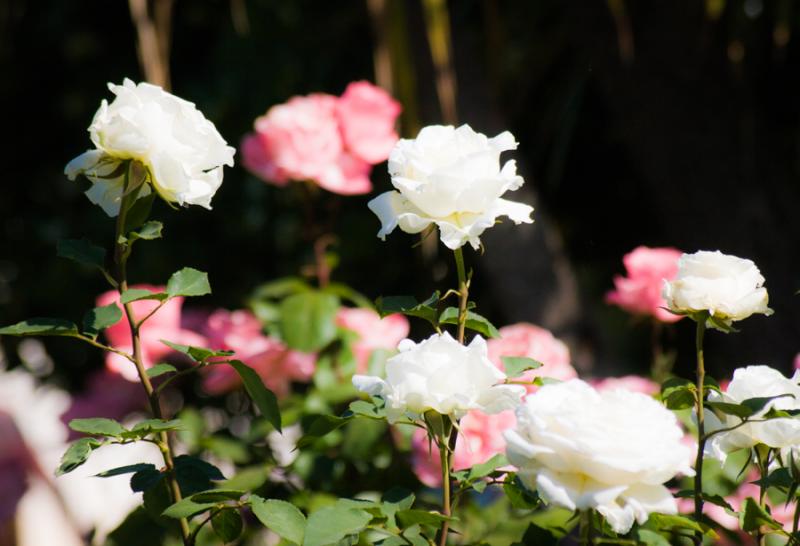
[173,455,226,496]
[120,288,168,304]
[500,356,543,378]
[230,360,281,432]
[146,363,177,378]
[674,490,735,512]
[742,394,795,415]
[279,291,339,352]
[375,292,440,326]
[95,463,156,478]
[212,508,243,543]
[706,401,754,419]
[56,437,102,476]
[166,267,211,298]
[162,498,217,519]
[160,340,234,362]
[740,496,784,532]
[251,277,312,299]
[57,238,106,270]
[439,308,501,338]
[663,385,696,410]
[302,505,371,546]
[69,418,126,437]
[82,303,123,338]
[348,399,387,420]
[323,282,374,308]
[467,454,508,480]
[130,419,184,434]
[130,466,164,492]
[503,476,540,510]
[191,490,245,503]
[0,317,79,337]
[396,509,453,528]
[251,496,306,545]
[124,192,156,233]
[128,220,163,242]
[635,529,671,546]
[296,414,351,449]
[647,513,715,536]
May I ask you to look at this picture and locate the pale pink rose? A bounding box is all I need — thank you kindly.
[487,323,576,393]
[336,81,401,164]
[590,375,660,396]
[411,410,516,487]
[335,308,409,373]
[606,246,683,323]
[242,93,372,195]
[794,353,800,370]
[199,309,315,398]
[0,413,33,521]
[98,285,207,381]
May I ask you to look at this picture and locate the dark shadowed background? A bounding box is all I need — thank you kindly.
[1,0,798,389]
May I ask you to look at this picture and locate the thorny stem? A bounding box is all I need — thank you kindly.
[693,315,708,546]
[580,509,593,545]
[114,164,191,545]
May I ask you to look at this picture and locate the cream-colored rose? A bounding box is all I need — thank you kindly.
[505,379,693,534]
[662,250,771,326]
[66,79,235,216]
[352,332,525,423]
[705,365,800,461]
[368,124,533,250]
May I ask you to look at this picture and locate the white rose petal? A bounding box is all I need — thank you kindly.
[368,124,533,249]
[505,379,692,534]
[66,79,235,216]
[706,365,800,461]
[662,250,771,326]
[352,332,525,423]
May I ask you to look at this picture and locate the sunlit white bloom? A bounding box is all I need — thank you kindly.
[66,78,235,216]
[352,332,525,423]
[368,124,533,250]
[506,379,693,534]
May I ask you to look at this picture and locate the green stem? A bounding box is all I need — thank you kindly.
[580,510,593,545]
[114,164,191,546]
[438,430,452,546]
[693,315,707,545]
[453,247,468,344]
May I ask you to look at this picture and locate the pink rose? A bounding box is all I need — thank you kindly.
[336,81,401,164]
[335,308,409,373]
[199,309,315,397]
[241,82,400,196]
[0,413,33,521]
[606,246,683,323]
[590,375,660,396]
[411,410,516,487]
[98,285,207,381]
[487,323,576,393]
[794,353,800,370]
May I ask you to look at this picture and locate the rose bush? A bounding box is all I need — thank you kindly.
[65,79,235,215]
[368,124,534,249]
[505,379,693,534]
[662,250,771,326]
[352,332,525,423]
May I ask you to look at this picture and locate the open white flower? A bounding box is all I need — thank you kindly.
[662,250,771,327]
[352,332,525,423]
[505,379,693,534]
[66,79,235,216]
[705,365,800,461]
[368,124,533,250]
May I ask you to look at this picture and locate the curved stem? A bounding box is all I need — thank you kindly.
[693,315,707,545]
[113,169,191,545]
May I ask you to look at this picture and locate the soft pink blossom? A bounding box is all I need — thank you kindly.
[590,375,660,396]
[62,371,145,434]
[335,308,409,373]
[0,413,33,521]
[411,410,516,487]
[794,353,800,370]
[98,285,207,381]
[336,81,401,164]
[606,246,683,323]
[487,323,576,393]
[199,309,315,397]
[241,82,400,195]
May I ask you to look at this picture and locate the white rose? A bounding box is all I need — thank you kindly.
[368,124,534,250]
[352,332,525,423]
[505,379,693,534]
[662,250,771,326]
[705,365,800,460]
[65,79,235,216]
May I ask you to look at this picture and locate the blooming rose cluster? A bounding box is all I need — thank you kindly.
[66,79,235,216]
[606,246,683,323]
[242,81,400,195]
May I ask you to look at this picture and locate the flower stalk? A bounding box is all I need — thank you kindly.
[693,313,708,545]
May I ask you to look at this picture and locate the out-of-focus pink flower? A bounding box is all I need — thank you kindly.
[98,285,207,381]
[62,371,145,437]
[487,323,576,393]
[606,246,683,323]
[411,410,516,487]
[794,353,800,370]
[335,308,409,373]
[590,375,660,396]
[0,413,33,521]
[199,309,315,397]
[241,82,400,196]
[336,81,401,164]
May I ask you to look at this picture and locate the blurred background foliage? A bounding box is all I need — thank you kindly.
[1,0,800,390]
